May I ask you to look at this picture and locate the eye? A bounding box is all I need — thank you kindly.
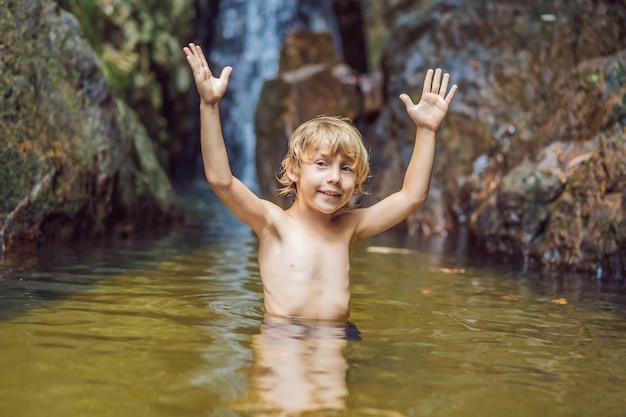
[342,165,354,172]
[315,160,328,167]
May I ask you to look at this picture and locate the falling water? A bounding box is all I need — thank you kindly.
[206,0,343,188]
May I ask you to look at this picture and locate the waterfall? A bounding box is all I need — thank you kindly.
[206,0,342,189]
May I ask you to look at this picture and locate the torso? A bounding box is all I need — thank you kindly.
[256,203,358,321]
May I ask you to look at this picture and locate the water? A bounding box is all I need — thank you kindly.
[1,182,625,417]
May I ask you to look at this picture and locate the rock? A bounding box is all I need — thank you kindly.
[55,0,197,176]
[363,0,626,274]
[0,0,181,252]
[526,131,626,274]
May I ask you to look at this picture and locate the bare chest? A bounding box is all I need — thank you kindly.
[261,230,351,279]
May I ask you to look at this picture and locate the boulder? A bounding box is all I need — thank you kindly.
[55,0,197,176]
[0,0,181,252]
[364,0,626,274]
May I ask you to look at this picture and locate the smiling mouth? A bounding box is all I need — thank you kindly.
[320,190,342,198]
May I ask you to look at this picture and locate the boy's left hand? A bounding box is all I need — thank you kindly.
[400,68,457,132]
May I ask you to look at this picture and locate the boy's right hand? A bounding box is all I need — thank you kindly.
[183,43,232,105]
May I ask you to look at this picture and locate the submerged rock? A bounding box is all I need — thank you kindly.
[0,0,181,252]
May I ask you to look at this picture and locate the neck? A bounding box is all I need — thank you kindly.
[287,198,340,225]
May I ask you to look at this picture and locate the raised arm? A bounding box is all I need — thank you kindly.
[353,68,457,241]
[183,43,271,234]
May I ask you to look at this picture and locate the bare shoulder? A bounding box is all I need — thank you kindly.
[261,199,290,218]
[257,199,290,236]
[349,196,411,243]
[346,206,371,243]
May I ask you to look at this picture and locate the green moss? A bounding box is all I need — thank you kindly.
[56,0,105,53]
[0,142,37,213]
[101,60,127,94]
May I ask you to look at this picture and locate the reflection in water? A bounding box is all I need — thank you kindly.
[245,317,359,415]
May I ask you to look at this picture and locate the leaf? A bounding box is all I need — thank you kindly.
[438,267,466,274]
[365,246,417,255]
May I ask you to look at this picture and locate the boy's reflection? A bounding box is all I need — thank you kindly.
[247,316,360,415]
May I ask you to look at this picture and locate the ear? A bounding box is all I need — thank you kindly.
[285,161,299,182]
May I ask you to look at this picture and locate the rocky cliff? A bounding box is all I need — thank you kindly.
[55,0,198,177]
[0,0,181,252]
[370,0,625,274]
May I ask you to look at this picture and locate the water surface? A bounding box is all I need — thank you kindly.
[1,183,625,417]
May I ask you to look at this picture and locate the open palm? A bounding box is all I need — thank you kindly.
[400,68,457,132]
[183,43,232,105]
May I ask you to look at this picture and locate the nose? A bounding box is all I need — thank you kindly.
[327,165,341,184]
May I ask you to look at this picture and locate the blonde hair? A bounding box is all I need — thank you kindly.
[277,115,370,206]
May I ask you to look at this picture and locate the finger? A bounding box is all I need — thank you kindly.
[197,45,212,76]
[190,44,205,67]
[439,73,450,97]
[431,68,442,94]
[422,69,434,97]
[187,43,198,61]
[183,46,196,67]
[219,66,233,83]
[185,43,200,68]
[444,84,458,106]
[184,54,199,75]
[187,43,213,78]
[184,53,203,77]
[399,93,415,109]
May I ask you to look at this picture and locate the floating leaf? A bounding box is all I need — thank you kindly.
[366,246,417,255]
[551,298,568,305]
[438,267,466,274]
[500,295,519,301]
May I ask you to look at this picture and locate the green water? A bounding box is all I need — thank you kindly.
[1,183,625,417]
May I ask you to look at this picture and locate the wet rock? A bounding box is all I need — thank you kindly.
[363,0,625,274]
[55,0,196,176]
[0,0,181,252]
[279,28,343,71]
[529,131,625,273]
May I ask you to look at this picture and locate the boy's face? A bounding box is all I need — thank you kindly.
[292,143,357,215]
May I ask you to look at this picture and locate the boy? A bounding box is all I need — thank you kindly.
[183,43,457,322]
